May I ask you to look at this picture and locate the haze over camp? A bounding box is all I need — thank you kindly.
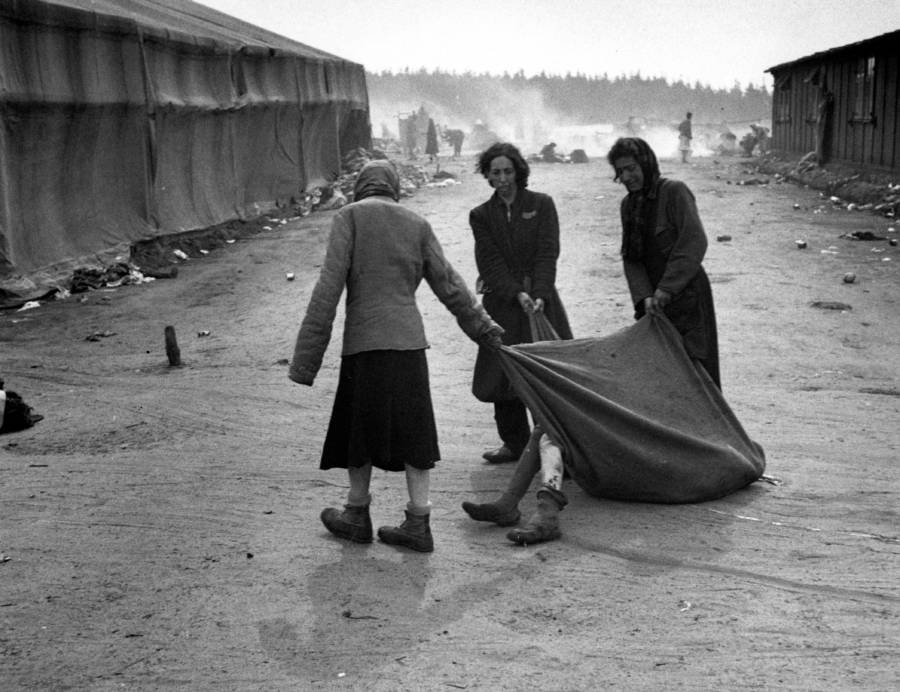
[1,1,899,690]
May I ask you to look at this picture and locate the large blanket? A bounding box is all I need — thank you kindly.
[498,315,765,503]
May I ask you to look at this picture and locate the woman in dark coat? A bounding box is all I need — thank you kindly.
[606,137,719,387]
[289,160,503,552]
[469,142,572,463]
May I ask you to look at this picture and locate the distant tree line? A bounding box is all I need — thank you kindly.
[366,68,772,129]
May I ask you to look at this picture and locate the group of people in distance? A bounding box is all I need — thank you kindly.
[289,136,717,553]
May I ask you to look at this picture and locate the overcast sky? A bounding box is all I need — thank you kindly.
[197,0,898,90]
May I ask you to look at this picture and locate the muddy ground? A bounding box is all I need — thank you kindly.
[1,153,898,690]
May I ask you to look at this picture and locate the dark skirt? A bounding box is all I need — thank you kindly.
[320,349,439,472]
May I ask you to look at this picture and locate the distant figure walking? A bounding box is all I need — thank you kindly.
[678,112,693,163]
[425,118,439,163]
[443,128,465,158]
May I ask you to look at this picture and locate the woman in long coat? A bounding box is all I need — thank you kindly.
[289,160,503,552]
[469,142,572,463]
[606,136,719,387]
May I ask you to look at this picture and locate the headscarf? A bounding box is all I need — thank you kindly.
[607,138,661,261]
[353,160,401,202]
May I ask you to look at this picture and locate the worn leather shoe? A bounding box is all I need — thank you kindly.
[506,487,566,546]
[321,504,373,543]
[481,444,519,464]
[461,501,521,526]
[378,510,434,552]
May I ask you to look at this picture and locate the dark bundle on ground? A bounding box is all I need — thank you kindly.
[69,262,139,293]
[0,379,44,434]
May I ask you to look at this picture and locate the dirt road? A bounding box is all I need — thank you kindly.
[1,154,898,690]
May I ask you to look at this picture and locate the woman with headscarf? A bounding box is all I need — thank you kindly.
[469,142,573,465]
[289,160,503,553]
[606,137,719,387]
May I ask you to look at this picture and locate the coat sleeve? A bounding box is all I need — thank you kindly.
[470,205,524,301]
[656,181,707,297]
[620,199,654,316]
[423,224,502,342]
[288,213,352,385]
[530,194,561,302]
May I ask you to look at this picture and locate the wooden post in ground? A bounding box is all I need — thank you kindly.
[165,326,181,367]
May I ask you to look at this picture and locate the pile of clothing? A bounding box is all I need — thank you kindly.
[69,262,145,293]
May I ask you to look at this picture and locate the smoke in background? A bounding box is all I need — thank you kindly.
[370,82,568,155]
[370,81,768,161]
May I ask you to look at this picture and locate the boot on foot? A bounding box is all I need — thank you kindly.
[321,504,373,543]
[481,444,519,464]
[506,487,567,546]
[377,510,434,552]
[461,500,521,526]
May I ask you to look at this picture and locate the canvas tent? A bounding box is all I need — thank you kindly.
[0,0,370,282]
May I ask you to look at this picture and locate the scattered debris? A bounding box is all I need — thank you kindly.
[425,178,461,188]
[317,189,348,210]
[3,149,439,308]
[859,387,900,397]
[70,262,148,293]
[143,266,178,280]
[810,301,852,310]
[841,231,885,241]
[757,154,900,218]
